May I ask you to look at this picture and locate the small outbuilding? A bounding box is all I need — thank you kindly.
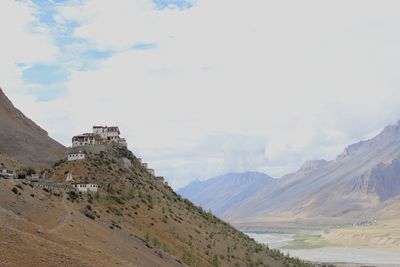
[72,183,98,193]
[0,169,15,178]
[68,151,85,161]
[155,176,164,182]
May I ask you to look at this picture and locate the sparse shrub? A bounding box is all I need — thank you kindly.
[53,159,65,167]
[11,187,18,194]
[210,255,219,267]
[17,172,26,179]
[109,207,123,216]
[22,166,36,176]
[16,184,23,191]
[182,251,197,265]
[126,189,136,200]
[106,195,125,205]
[145,233,150,242]
[110,220,121,229]
[68,191,78,201]
[254,243,263,253]
[152,237,160,247]
[83,205,96,220]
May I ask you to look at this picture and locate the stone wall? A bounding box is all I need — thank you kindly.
[68,144,113,155]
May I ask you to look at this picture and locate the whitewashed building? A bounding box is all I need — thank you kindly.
[27,174,40,180]
[93,126,120,141]
[72,183,98,193]
[0,169,14,178]
[68,151,85,161]
[72,133,101,147]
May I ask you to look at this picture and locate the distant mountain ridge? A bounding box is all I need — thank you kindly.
[225,121,400,226]
[0,88,66,168]
[353,158,400,202]
[178,121,400,229]
[178,171,276,217]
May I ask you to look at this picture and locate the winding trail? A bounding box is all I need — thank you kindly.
[49,194,72,233]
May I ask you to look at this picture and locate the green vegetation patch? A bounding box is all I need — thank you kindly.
[283,233,339,250]
[105,195,125,205]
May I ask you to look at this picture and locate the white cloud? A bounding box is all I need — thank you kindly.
[0,1,57,90]
[4,0,400,189]
[0,0,61,132]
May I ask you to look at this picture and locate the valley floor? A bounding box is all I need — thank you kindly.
[246,222,400,267]
[325,220,400,252]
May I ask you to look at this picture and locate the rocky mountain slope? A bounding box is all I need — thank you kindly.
[0,88,66,168]
[226,121,400,227]
[0,144,312,267]
[0,152,22,171]
[178,172,276,217]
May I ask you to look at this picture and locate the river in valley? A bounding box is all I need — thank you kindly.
[247,232,400,266]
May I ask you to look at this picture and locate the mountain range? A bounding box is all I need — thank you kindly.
[230,122,400,226]
[181,122,400,231]
[178,172,276,217]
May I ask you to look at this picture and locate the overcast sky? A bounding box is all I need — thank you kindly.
[2,0,400,189]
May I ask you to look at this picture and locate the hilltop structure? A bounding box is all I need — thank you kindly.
[72,126,127,147]
[69,125,157,186]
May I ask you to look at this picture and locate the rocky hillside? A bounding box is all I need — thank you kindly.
[0,88,66,168]
[226,121,400,227]
[0,152,22,171]
[0,144,313,267]
[178,172,276,217]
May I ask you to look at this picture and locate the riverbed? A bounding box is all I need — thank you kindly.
[247,232,400,266]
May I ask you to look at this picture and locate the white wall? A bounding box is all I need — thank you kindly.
[72,184,98,193]
[68,153,85,161]
[93,127,120,139]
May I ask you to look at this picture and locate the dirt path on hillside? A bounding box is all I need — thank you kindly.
[48,194,72,233]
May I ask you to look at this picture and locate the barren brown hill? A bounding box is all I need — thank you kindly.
[0,152,22,171]
[0,144,314,267]
[0,88,66,168]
